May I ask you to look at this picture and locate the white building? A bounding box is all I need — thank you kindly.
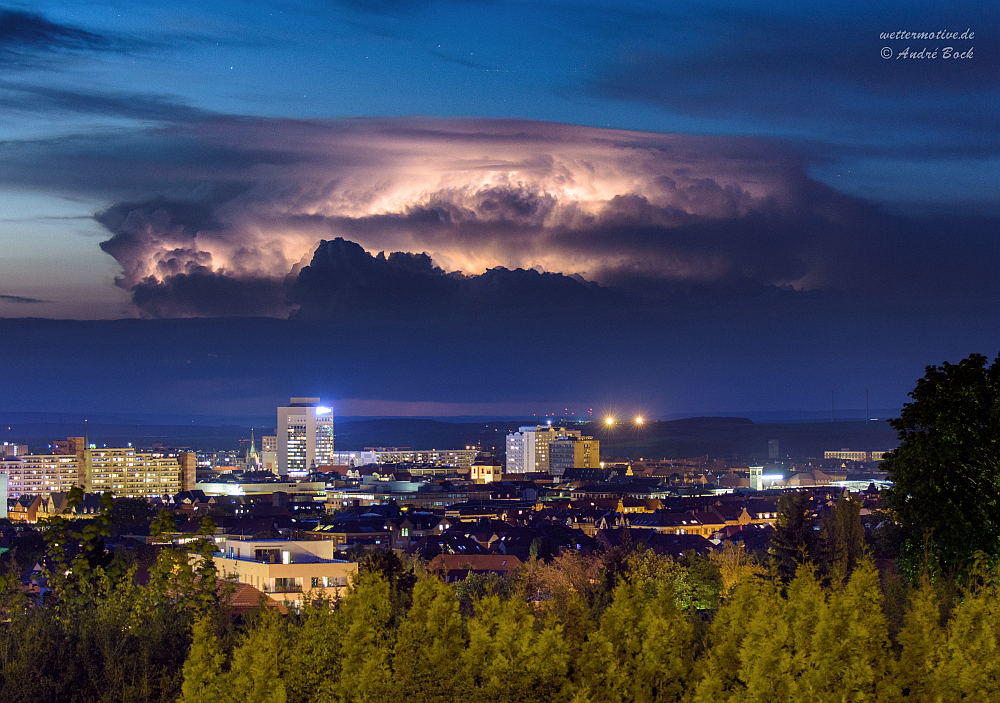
[277,398,334,477]
[212,538,357,609]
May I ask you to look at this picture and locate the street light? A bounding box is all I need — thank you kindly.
[635,416,644,424]
[605,417,615,426]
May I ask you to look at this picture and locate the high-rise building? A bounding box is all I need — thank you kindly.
[505,425,582,474]
[549,436,601,476]
[277,398,334,477]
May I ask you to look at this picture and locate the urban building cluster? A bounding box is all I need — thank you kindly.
[0,437,193,500]
[0,398,892,607]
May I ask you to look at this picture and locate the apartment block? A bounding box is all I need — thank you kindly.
[212,538,358,609]
[7,454,82,497]
[549,436,601,476]
[85,447,181,498]
[368,448,478,471]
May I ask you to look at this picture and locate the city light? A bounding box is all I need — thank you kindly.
[316,406,332,415]
[605,417,615,426]
[635,416,644,424]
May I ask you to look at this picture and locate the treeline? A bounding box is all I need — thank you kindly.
[5,534,995,703]
[177,552,999,703]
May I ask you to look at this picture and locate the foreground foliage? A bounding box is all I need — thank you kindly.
[5,498,1000,703]
[882,352,1000,577]
[169,555,1000,703]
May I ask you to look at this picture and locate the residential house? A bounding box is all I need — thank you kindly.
[427,554,523,582]
[211,538,358,609]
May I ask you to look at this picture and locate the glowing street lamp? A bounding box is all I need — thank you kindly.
[635,416,644,425]
[605,417,615,426]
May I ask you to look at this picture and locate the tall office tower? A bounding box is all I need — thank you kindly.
[277,398,334,477]
[768,439,780,459]
[505,425,582,474]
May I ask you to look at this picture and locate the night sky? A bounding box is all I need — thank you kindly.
[0,0,996,420]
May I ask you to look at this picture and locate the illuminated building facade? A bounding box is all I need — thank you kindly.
[470,454,503,483]
[212,539,357,610]
[327,450,379,469]
[7,454,81,496]
[277,398,334,477]
[505,425,582,474]
[368,448,478,471]
[85,448,181,498]
[549,436,601,476]
[823,450,886,461]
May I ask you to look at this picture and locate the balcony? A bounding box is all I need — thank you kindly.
[265,583,303,594]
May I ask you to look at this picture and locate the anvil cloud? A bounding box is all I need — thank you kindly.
[61,117,924,318]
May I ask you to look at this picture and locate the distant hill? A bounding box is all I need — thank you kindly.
[0,415,898,459]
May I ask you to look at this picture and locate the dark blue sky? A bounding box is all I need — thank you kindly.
[0,0,996,419]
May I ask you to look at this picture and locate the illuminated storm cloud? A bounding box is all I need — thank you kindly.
[94,117,846,317]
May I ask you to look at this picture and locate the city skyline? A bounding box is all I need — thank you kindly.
[0,0,996,419]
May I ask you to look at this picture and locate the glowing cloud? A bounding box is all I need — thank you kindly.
[89,117,871,317]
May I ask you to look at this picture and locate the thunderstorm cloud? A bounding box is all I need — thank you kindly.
[74,116,927,318]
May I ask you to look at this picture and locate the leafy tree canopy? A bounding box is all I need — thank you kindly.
[883,352,1000,576]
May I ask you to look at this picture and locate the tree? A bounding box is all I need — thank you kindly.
[144,513,221,617]
[709,542,763,598]
[815,496,866,584]
[800,561,894,703]
[893,576,946,702]
[391,578,470,702]
[41,488,130,614]
[179,617,226,703]
[882,352,1000,576]
[358,548,419,619]
[224,609,287,703]
[463,594,572,703]
[282,594,344,703]
[769,493,815,582]
[576,578,693,703]
[328,572,395,703]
